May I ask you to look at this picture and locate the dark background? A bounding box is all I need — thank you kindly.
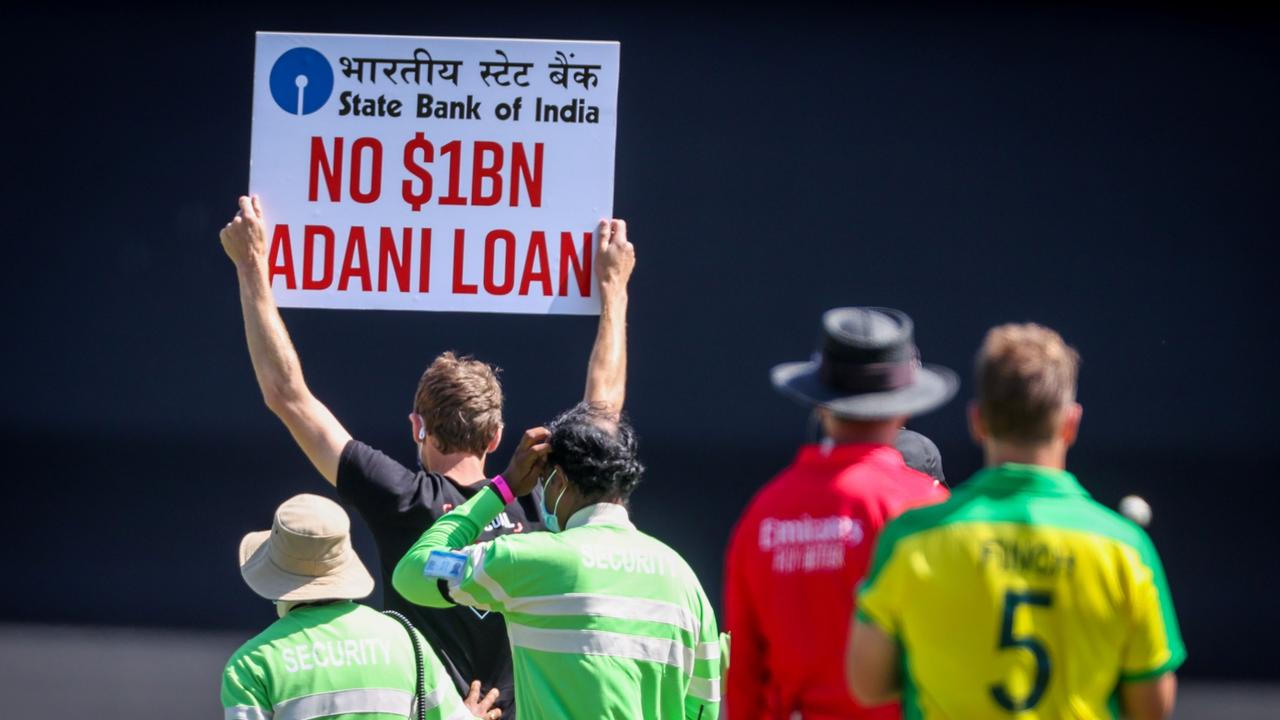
[5,1,1276,682]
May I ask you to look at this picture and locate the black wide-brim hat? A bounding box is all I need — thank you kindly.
[771,307,959,420]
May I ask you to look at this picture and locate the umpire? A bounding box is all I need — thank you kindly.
[724,306,957,720]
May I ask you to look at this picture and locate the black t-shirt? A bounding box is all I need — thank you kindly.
[336,439,543,718]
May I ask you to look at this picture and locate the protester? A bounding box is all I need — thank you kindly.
[393,403,724,719]
[724,306,957,719]
[849,323,1184,719]
[221,493,499,720]
[219,195,635,718]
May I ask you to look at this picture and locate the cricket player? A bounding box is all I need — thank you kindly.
[848,323,1185,720]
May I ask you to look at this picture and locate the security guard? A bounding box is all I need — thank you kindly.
[848,324,1184,719]
[393,404,724,719]
[222,493,500,720]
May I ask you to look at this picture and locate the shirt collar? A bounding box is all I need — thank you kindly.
[968,463,1089,497]
[282,599,354,616]
[795,442,903,468]
[566,502,635,530]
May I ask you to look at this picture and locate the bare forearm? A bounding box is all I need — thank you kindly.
[584,287,628,413]
[847,620,902,706]
[222,195,351,484]
[237,264,309,408]
[583,218,635,415]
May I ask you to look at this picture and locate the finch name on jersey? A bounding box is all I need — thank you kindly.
[980,537,1078,578]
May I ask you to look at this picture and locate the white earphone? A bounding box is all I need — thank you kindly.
[418,427,426,440]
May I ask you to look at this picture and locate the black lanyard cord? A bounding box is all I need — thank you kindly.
[382,610,427,720]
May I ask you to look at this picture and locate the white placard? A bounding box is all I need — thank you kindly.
[250,32,619,315]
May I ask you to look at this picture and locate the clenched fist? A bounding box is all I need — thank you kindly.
[220,195,270,272]
[595,218,635,295]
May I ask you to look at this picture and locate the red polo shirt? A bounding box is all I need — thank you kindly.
[724,443,949,720]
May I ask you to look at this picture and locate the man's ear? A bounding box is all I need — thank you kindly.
[967,401,988,445]
[1060,402,1083,447]
[816,406,835,438]
[486,424,504,455]
[409,413,425,443]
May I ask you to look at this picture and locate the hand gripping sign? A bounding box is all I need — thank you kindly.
[250,33,620,315]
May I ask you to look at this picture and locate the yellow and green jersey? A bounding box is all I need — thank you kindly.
[857,463,1185,720]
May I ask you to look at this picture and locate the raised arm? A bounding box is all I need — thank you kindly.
[583,219,635,415]
[220,195,352,484]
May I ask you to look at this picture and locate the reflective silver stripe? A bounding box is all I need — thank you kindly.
[508,623,693,674]
[687,675,722,702]
[695,642,720,660]
[225,707,272,720]
[504,593,698,634]
[273,688,415,720]
[449,585,490,611]
[444,706,476,720]
[470,545,512,606]
[419,688,446,714]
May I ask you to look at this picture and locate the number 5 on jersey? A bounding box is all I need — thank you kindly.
[990,590,1053,712]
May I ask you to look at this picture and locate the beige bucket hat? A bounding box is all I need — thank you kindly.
[239,493,375,602]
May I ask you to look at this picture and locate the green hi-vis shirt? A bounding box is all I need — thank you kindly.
[221,601,472,720]
[857,464,1186,720]
[393,488,723,720]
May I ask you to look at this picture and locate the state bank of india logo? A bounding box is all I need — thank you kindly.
[269,47,334,115]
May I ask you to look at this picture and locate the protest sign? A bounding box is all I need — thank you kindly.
[250,32,620,314]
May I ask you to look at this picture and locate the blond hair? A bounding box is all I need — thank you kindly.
[976,324,1079,443]
[413,352,503,455]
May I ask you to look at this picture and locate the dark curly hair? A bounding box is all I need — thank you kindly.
[547,402,644,502]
